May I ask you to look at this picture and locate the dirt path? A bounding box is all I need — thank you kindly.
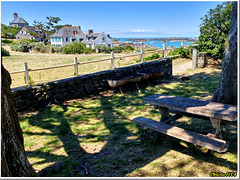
[172,59,192,75]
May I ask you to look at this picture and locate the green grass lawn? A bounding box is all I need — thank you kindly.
[18,60,237,177]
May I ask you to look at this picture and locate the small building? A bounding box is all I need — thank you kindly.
[9,12,29,28]
[50,26,83,46]
[16,26,43,41]
[79,30,113,49]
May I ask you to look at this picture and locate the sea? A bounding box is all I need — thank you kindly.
[115,37,196,49]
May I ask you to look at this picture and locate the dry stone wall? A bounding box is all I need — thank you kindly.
[12,58,172,112]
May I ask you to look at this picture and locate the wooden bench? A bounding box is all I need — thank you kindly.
[133,94,237,153]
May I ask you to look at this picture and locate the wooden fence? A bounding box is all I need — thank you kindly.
[9,45,179,87]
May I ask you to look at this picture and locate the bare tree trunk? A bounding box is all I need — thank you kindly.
[1,64,38,177]
[211,2,238,106]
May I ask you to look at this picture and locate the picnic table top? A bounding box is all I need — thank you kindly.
[142,94,237,122]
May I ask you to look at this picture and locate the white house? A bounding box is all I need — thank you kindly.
[50,26,83,46]
[50,27,113,49]
[78,30,113,49]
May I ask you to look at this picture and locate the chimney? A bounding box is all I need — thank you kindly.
[88,29,93,34]
[78,26,81,30]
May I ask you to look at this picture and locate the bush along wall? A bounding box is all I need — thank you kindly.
[12,58,172,112]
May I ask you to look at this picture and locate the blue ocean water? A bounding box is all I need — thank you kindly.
[115,38,195,48]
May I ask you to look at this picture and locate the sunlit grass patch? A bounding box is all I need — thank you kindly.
[18,60,237,177]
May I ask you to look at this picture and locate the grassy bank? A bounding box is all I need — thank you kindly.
[18,60,237,177]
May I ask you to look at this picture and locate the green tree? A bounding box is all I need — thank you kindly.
[1,24,20,39]
[32,16,61,43]
[198,2,233,60]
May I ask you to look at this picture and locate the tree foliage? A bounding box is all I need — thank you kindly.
[1,24,20,39]
[198,2,233,60]
[32,16,61,43]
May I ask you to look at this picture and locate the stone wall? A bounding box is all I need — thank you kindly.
[12,58,172,112]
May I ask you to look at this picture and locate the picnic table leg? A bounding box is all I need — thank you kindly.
[210,118,223,139]
[147,106,169,143]
[157,106,169,123]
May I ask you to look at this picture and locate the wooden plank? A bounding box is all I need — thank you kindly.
[133,117,229,153]
[143,94,237,121]
[169,110,237,126]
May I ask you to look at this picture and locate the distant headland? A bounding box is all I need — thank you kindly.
[124,37,199,42]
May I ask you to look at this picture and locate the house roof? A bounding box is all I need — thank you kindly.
[10,16,28,24]
[51,26,83,37]
[22,26,36,32]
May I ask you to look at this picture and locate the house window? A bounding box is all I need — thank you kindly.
[66,37,68,42]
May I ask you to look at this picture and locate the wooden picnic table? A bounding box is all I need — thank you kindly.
[133,94,237,153]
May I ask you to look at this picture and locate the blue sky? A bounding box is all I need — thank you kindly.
[1,1,224,38]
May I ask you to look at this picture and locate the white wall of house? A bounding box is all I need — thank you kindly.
[51,37,63,46]
[51,37,74,46]
[94,32,113,48]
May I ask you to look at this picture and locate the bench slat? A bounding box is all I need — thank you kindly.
[133,117,229,153]
[143,94,237,121]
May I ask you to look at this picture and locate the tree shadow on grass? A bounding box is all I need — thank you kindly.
[24,71,237,177]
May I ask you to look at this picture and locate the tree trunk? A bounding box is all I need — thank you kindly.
[1,64,38,177]
[211,2,238,106]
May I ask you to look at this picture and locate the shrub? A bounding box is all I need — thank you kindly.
[10,41,31,52]
[95,44,111,53]
[136,53,160,63]
[31,42,45,52]
[124,46,134,52]
[40,46,49,53]
[168,46,191,58]
[84,47,94,54]
[63,42,85,54]
[11,39,38,45]
[1,47,10,56]
[112,46,124,53]
[144,53,160,61]
[1,39,13,44]
[10,39,38,52]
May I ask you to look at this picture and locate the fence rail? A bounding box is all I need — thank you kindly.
[9,43,179,88]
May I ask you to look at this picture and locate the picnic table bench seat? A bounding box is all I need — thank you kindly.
[133,94,237,153]
[133,117,229,153]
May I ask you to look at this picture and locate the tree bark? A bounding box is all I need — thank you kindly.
[1,64,38,177]
[211,2,238,106]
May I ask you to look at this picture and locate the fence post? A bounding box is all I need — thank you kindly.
[111,51,115,69]
[74,57,78,75]
[181,41,183,47]
[23,62,30,86]
[191,44,199,69]
[141,43,144,63]
[163,43,166,58]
